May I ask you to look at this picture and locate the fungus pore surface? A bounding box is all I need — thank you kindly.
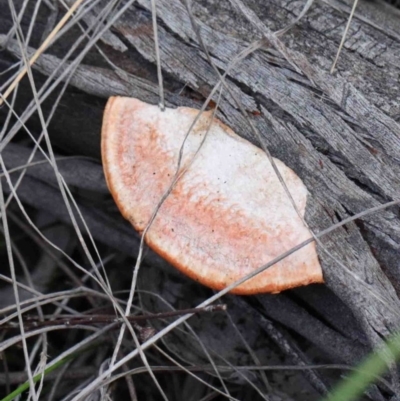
[102,97,323,294]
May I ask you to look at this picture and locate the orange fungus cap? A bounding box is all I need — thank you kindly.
[101,97,324,294]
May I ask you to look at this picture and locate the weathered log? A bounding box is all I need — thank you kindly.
[1,0,400,398]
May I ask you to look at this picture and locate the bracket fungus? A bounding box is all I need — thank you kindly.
[101,97,323,294]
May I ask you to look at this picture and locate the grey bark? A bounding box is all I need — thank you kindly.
[1,0,400,399]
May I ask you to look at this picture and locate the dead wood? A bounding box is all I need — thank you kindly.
[1,0,400,399]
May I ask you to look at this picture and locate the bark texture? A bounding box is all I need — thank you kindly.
[1,0,400,399]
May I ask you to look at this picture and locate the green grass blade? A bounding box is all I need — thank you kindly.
[323,331,400,401]
[1,355,75,401]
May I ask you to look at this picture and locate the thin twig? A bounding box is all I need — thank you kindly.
[0,0,86,106]
[330,0,359,73]
[151,0,165,110]
[2,305,227,329]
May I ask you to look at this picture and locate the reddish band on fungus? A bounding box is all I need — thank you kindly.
[101,96,323,295]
